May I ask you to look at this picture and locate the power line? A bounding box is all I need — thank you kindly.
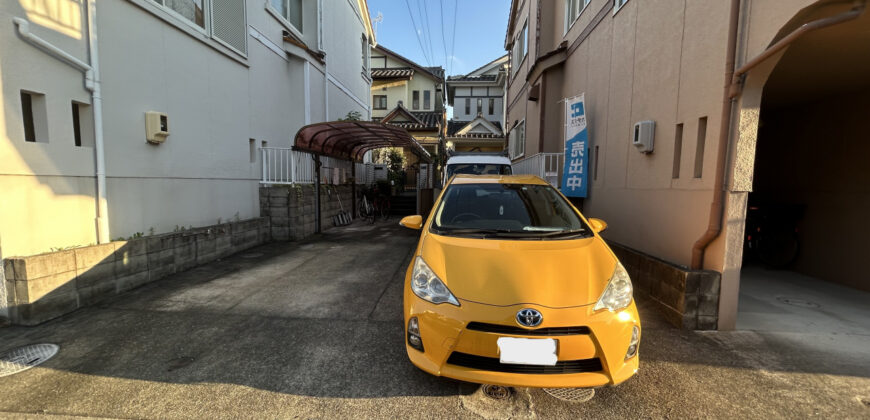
[419,0,436,69]
[438,0,449,75]
[404,0,431,66]
[449,0,458,75]
[416,0,435,68]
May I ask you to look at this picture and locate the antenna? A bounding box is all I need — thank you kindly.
[373,12,383,38]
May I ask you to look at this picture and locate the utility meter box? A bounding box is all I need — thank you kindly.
[145,111,169,144]
[632,120,655,153]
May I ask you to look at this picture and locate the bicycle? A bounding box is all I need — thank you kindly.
[358,193,376,224]
[373,194,390,221]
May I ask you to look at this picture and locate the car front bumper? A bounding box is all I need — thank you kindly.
[404,289,640,388]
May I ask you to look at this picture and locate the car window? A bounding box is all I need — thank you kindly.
[431,183,590,239]
[446,164,512,180]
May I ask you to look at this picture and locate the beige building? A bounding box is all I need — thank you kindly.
[1,0,375,258]
[505,0,870,329]
[370,45,445,156]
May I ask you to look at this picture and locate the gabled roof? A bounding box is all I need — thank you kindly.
[447,74,498,82]
[373,45,444,81]
[381,104,442,131]
[447,117,504,138]
[467,54,509,76]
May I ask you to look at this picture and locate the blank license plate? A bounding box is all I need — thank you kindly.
[497,337,557,366]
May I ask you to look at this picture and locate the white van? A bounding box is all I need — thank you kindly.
[443,153,512,186]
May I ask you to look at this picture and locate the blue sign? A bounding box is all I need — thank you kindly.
[561,94,588,197]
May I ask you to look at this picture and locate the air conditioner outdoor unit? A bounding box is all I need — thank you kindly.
[632,120,655,153]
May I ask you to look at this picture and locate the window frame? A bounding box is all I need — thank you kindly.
[509,120,526,160]
[412,90,420,110]
[373,95,388,110]
[423,90,431,110]
[150,0,209,35]
[564,0,591,34]
[266,0,304,40]
[465,98,471,115]
[614,0,630,15]
[488,98,495,115]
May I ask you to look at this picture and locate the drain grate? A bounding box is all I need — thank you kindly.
[775,296,820,309]
[0,344,59,378]
[481,384,512,400]
[543,387,596,403]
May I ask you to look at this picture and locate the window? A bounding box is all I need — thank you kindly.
[672,123,683,179]
[488,98,495,115]
[249,138,256,163]
[412,91,420,110]
[153,0,206,28]
[424,91,431,109]
[565,0,590,31]
[509,121,526,159]
[20,91,47,143]
[71,102,94,147]
[512,21,528,75]
[373,95,387,110]
[614,0,629,13]
[476,98,483,115]
[270,0,303,32]
[362,36,370,73]
[465,98,470,115]
[694,117,707,178]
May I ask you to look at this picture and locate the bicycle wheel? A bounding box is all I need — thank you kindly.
[379,199,390,220]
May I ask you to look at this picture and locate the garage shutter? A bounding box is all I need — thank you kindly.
[212,0,247,54]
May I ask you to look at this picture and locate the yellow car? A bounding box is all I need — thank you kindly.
[399,174,640,389]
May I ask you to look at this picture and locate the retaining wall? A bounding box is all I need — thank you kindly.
[260,185,354,241]
[610,242,721,330]
[2,218,270,326]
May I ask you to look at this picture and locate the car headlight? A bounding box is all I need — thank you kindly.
[411,256,459,306]
[594,262,633,312]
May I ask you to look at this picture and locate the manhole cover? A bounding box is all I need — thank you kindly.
[240,253,263,259]
[481,384,512,400]
[775,296,820,308]
[543,387,596,403]
[0,344,59,378]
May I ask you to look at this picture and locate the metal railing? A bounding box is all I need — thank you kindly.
[512,153,564,187]
[261,147,373,185]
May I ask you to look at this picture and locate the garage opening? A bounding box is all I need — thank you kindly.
[737,5,870,334]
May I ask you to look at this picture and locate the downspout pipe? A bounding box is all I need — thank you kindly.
[691,0,866,269]
[13,8,110,244]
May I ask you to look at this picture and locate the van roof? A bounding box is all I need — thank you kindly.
[449,174,549,185]
[445,155,512,165]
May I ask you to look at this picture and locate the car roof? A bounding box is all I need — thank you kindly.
[448,174,550,185]
[445,155,512,165]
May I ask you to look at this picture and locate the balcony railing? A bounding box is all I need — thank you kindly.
[512,153,564,187]
[260,147,372,185]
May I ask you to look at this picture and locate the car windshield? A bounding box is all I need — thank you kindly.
[446,164,512,180]
[431,183,590,239]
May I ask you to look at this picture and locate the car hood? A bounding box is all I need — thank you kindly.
[420,232,617,308]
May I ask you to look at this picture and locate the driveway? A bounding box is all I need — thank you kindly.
[0,221,868,419]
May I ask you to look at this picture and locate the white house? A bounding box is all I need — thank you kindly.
[0,0,375,258]
[446,54,508,152]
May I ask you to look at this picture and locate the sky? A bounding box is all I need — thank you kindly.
[366,0,511,77]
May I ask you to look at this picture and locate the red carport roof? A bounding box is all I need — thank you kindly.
[293,121,432,162]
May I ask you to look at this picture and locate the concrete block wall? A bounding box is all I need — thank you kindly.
[260,185,354,241]
[2,218,270,326]
[610,242,721,330]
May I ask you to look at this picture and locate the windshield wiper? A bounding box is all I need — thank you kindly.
[435,228,538,238]
[533,229,589,238]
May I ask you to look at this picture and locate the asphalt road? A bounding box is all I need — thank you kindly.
[0,221,868,419]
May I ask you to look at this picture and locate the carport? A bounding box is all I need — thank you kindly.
[291,121,432,233]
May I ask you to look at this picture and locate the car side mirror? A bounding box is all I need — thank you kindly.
[400,215,423,230]
[588,218,608,233]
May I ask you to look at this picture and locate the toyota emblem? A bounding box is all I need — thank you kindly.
[516,308,543,327]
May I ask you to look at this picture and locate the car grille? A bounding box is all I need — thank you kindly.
[465,322,591,336]
[446,352,603,374]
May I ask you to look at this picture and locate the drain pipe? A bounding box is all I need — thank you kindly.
[691,0,866,269]
[689,0,741,270]
[12,3,110,244]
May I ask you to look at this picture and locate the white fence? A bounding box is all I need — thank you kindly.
[512,153,564,187]
[261,147,373,185]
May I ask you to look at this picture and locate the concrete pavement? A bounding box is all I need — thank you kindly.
[0,221,868,419]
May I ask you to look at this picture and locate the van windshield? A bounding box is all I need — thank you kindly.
[431,183,590,240]
[446,164,512,181]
